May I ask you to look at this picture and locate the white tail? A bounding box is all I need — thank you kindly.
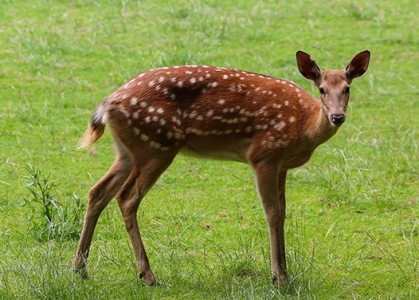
[74,50,370,286]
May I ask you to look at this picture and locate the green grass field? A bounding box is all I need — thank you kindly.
[1,0,418,298]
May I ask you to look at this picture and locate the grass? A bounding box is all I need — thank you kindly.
[1,0,419,298]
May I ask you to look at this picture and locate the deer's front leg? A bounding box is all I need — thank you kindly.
[275,170,288,284]
[253,163,288,286]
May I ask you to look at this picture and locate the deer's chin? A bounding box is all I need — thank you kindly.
[331,122,343,128]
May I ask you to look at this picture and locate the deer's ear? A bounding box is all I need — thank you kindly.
[345,50,370,81]
[296,51,321,83]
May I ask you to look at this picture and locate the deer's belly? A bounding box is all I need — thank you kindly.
[180,137,252,163]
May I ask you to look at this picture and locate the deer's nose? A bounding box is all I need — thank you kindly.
[331,114,345,126]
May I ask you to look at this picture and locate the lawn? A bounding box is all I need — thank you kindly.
[1,0,418,299]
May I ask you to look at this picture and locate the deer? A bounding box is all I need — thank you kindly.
[73,50,370,286]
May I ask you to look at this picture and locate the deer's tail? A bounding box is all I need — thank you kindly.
[79,101,108,149]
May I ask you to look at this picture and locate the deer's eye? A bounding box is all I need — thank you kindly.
[319,87,325,94]
[345,86,350,94]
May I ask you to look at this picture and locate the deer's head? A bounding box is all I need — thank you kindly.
[296,50,370,127]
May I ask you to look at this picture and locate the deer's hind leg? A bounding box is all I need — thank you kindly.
[74,142,133,278]
[115,147,179,285]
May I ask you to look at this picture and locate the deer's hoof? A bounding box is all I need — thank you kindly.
[273,274,288,286]
[74,268,89,279]
[140,271,157,286]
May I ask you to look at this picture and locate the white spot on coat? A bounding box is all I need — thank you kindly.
[141,134,149,141]
[150,141,162,149]
[130,97,138,106]
[119,105,130,118]
[274,121,286,131]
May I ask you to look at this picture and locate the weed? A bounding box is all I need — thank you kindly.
[24,165,84,241]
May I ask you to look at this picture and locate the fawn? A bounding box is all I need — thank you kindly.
[74,50,370,285]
